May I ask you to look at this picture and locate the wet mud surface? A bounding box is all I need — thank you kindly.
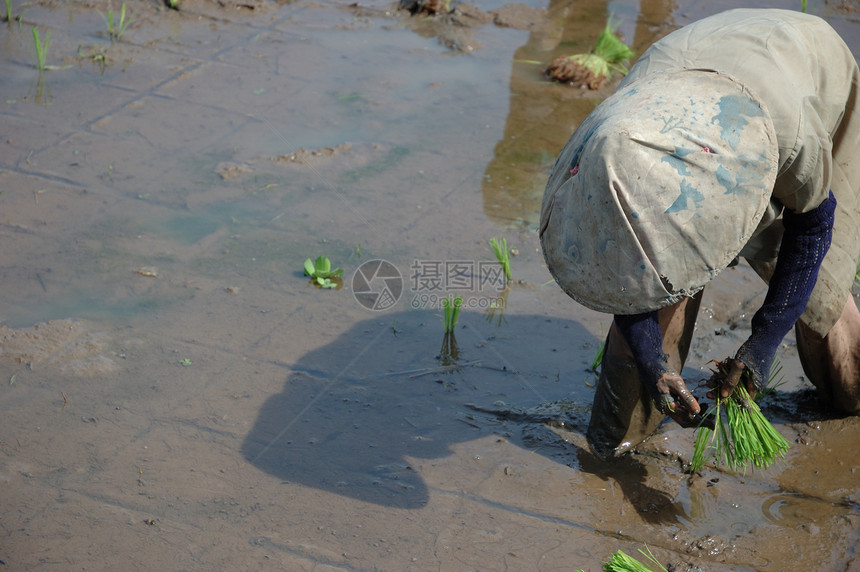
[1,0,859,570]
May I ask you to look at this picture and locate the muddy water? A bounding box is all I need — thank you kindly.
[1,0,858,570]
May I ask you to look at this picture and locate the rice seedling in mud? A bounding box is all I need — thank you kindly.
[489,237,512,282]
[589,341,605,373]
[4,0,11,23]
[577,545,668,572]
[442,295,463,334]
[438,295,463,364]
[32,27,63,71]
[547,17,635,89]
[303,256,343,289]
[101,2,132,41]
[690,357,790,473]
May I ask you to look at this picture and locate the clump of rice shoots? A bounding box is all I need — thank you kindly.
[547,17,634,89]
[489,237,512,282]
[576,545,668,572]
[442,295,463,334]
[691,358,790,473]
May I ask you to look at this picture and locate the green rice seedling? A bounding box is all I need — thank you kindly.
[442,295,463,334]
[4,0,11,23]
[547,16,635,89]
[589,341,605,372]
[32,27,51,71]
[489,237,512,282]
[691,358,790,473]
[440,295,463,364]
[303,256,343,289]
[167,0,181,9]
[102,2,132,41]
[577,545,668,572]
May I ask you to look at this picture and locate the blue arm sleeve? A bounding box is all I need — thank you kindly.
[614,311,669,399]
[735,190,836,389]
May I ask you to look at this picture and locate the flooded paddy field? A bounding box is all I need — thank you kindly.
[1,0,859,570]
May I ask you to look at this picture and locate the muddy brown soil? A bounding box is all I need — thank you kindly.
[1,0,859,570]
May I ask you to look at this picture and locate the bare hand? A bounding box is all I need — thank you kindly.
[654,371,702,428]
[706,358,757,400]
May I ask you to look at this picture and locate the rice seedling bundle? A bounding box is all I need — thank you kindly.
[547,18,634,89]
[576,546,668,572]
[691,359,790,473]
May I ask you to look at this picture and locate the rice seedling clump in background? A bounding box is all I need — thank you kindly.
[547,18,634,89]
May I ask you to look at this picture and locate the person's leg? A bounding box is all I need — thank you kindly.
[795,294,860,414]
[587,291,703,458]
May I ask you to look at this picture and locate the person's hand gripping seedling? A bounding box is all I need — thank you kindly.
[691,357,790,472]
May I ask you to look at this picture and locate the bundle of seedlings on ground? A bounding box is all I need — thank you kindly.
[691,358,790,473]
[546,17,634,89]
[400,0,451,15]
[577,545,668,572]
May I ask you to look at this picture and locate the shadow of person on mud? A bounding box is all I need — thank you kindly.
[241,309,696,523]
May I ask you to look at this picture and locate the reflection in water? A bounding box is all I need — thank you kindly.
[31,71,52,106]
[761,492,856,527]
[481,0,677,228]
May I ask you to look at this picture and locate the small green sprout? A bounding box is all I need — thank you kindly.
[4,0,11,23]
[179,358,192,366]
[102,2,132,41]
[442,295,463,334]
[303,256,343,289]
[167,0,181,9]
[32,27,51,71]
[589,341,605,372]
[489,237,512,282]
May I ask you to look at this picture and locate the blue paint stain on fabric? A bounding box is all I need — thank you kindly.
[659,115,684,134]
[665,179,704,213]
[712,95,765,151]
[716,150,773,196]
[661,147,695,176]
[715,165,736,195]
